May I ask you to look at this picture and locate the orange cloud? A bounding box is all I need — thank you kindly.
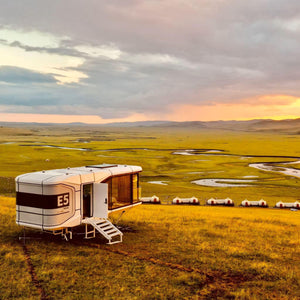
[239,94,299,106]
[1,94,300,124]
[0,113,147,124]
[165,95,300,121]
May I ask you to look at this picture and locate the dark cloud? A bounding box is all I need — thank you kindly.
[0,39,92,58]
[9,41,87,57]
[0,66,57,84]
[0,0,300,118]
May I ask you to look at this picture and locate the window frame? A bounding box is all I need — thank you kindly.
[103,172,140,210]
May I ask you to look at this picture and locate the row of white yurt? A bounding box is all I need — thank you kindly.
[140,195,160,204]
[141,196,299,208]
[241,199,268,207]
[172,197,199,205]
[206,198,234,206]
[141,196,200,205]
[275,201,300,208]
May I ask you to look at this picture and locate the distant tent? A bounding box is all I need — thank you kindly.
[206,198,234,206]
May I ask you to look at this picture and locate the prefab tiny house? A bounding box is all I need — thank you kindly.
[16,164,142,244]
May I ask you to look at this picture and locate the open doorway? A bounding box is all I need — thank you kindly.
[83,184,93,218]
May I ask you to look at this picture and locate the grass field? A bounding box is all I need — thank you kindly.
[0,125,300,299]
[1,125,300,205]
[1,196,299,299]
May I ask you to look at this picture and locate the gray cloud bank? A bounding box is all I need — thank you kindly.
[0,0,300,118]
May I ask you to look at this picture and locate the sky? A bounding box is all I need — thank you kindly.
[0,0,300,124]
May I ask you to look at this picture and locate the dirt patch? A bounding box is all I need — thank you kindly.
[81,242,256,292]
[21,242,49,300]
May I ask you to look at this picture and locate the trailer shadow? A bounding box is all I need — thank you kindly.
[12,223,138,247]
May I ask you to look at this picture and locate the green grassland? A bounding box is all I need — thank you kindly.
[0,125,300,299]
[1,125,300,205]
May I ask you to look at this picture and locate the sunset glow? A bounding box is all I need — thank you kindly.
[0,113,148,124]
[1,94,300,124]
[0,1,299,123]
[166,95,300,122]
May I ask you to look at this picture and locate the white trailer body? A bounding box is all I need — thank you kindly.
[16,164,142,238]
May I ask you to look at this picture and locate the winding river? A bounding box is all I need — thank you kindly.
[181,149,300,187]
[16,145,300,184]
[249,161,300,178]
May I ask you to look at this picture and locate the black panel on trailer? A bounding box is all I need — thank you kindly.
[16,192,70,209]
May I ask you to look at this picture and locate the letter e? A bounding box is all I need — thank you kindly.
[57,195,63,207]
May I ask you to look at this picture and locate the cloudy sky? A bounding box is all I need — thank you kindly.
[0,0,300,123]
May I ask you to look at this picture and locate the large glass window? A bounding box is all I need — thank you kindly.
[132,174,139,203]
[105,173,140,210]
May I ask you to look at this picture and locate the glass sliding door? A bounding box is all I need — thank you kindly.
[132,174,139,203]
[104,173,140,210]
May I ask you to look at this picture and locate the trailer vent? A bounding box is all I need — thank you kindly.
[86,164,118,169]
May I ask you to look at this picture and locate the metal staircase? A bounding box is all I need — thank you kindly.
[82,218,123,244]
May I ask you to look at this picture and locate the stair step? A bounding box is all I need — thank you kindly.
[98,223,111,229]
[102,225,114,230]
[97,223,108,228]
[105,228,117,235]
[83,217,123,244]
[96,219,107,224]
[96,219,106,223]
[108,240,122,245]
[110,232,122,238]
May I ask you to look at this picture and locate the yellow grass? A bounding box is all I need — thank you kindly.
[1,126,300,298]
[1,195,299,299]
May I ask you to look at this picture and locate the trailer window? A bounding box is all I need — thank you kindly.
[105,173,139,210]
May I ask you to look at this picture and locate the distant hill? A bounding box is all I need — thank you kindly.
[104,120,170,127]
[151,119,300,133]
[152,121,206,128]
[1,118,300,133]
[246,118,300,133]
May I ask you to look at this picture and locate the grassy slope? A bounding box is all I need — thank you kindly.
[1,196,299,299]
[0,196,39,299]
[1,126,300,298]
